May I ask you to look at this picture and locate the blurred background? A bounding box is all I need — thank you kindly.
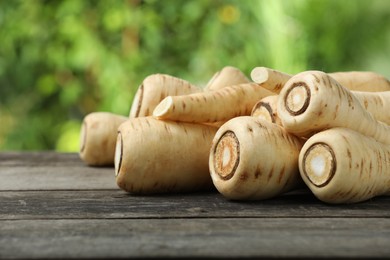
[0,0,389,152]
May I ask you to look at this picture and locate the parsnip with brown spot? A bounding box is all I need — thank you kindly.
[205,66,250,91]
[251,95,281,125]
[153,83,274,123]
[352,91,390,125]
[277,71,390,144]
[79,112,128,166]
[251,67,390,93]
[129,74,201,118]
[115,117,217,194]
[209,116,304,200]
[250,67,291,93]
[251,90,390,127]
[330,71,390,92]
[299,127,390,204]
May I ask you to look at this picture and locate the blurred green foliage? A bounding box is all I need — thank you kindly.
[0,0,389,151]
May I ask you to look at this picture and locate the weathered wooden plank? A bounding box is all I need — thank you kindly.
[1,152,389,259]
[1,190,389,220]
[1,218,389,259]
[0,152,117,190]
[0,152,83,166]
[0,165,117,190]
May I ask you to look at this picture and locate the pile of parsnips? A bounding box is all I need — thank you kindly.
[79,66,390,204]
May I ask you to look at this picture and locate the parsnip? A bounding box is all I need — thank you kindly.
[299,127,390,204]
[250,67,291,93]
[352,91,390,125]
[209,116,304,200]
[153,83,274,123]
[251,95,281,125]
[115,117,217,194]
[330,71,390,92]
[251,67,390,93]
[79,112,128,166]
[277,71,390,144]
[205,66,250,91]
[251,90,390,127]
[129,74,201,118]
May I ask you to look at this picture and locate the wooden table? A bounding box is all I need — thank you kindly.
[1,152,390,259]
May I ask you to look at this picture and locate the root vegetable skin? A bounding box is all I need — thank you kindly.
[251,95,281,125]
[209,116,304,200]
[205,66,250,91]
[250,67,390,93]
[277,71,390,145]
[299,127,390,204]
[251,90,390,127]
[353,91,390,125]
[153,83,274,123]
[330,71,390,92]
[250,67,292,93]
[115,117,217,194]
[79,112,128,166]
[129,74,201,118]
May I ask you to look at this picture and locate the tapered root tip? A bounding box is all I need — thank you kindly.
[302,143,336,187]
[212,131,240,180]
[153,96,173,118]
[284,82,310,115]
[79,122,87,153]
[114,132,123,177]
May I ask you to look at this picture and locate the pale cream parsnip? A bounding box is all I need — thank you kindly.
[115,117,218,194]
[251,95,281,125]
[277,71,390,144]
[79,112,128,166]
[153,83,274,123]
[129,74,201,118]
[299,127,390,204]
[205,66,250,91]
[209,116,304,200]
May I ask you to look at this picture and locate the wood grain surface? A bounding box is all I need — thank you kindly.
[0,152,389,259]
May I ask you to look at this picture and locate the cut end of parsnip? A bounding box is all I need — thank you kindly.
[153,96,173,118]
[114,132,123,177]
[284,83,310,115]
[250,67,269,84]
[252,102,275,123]
[79,122,87,153]
[213,131,240,180]
[302,143,336,187]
